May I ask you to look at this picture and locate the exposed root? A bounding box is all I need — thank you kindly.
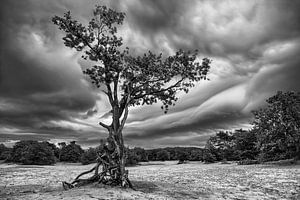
[62,139,134,190]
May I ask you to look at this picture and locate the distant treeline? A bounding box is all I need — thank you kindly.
[0,140,203,165]
[0,91,299,166]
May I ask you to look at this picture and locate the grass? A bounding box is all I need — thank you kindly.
[0,161,299,199]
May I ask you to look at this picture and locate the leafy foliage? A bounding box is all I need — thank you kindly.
[177,150,190,163]
[204,129,259,162]
[0,144,12,160]
[189,149,203,161]
[132,147,148,162]
[156,150,171,161]
[252,91,300,161]
[233,129,258,160]
[125,148,140,166]
[205,131,237,161]
[60,141,84,163]
[52,5,210,117]
[9,141,56,165]
[81,147,98,165]
[202,149,217,163]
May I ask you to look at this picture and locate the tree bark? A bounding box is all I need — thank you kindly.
[62,104,133,189]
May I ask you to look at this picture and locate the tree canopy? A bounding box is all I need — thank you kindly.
[252,91,300,161]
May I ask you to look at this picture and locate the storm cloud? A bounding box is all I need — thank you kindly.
[0,0,299,148]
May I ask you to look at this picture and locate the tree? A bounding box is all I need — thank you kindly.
[252,91,300,161]
[205,131,236,161]
[233,129,258,160]
[9,140,56,165]
[53,5,210,188]
[60,141,84,162]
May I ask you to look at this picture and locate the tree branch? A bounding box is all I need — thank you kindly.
[99,122,111,130]
[133,77,184,100]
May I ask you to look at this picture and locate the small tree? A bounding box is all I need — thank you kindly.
[53,5,210,188]
[252,91,300,161]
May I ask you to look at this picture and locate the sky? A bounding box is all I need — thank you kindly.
[0,0,300,148]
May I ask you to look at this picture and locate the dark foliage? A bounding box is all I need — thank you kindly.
[203,149,217,163]
[81,147,98,165]
[189,149,203,161]
[156,150,171,161]
[0,144,12,160]
[9,140,56,165]
[146,147,203,161]
[125,148,140,166]
[177,150,190,163]
[233,129,259,160]
[132,147,149,162]
[252,91,300,162]
[60,141,84,163]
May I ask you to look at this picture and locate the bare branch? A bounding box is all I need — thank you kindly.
[99,122,111,130]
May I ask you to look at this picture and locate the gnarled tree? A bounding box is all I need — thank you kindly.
[53,5,210,189]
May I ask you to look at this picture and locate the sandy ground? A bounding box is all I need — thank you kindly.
[0,161,299,200]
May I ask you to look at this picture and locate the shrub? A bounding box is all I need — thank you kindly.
[10,140,56,165]
[81,147,98,165]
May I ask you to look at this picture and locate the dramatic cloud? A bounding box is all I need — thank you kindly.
[0,0,299,148]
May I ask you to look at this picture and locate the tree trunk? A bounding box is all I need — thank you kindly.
[62,105,133,190]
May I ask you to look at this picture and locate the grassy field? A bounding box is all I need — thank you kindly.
[0,161,299,200]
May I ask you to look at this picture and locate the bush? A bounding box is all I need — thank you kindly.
[81,148,98,165]
[9,140,56,165]
[60,141,84,162]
